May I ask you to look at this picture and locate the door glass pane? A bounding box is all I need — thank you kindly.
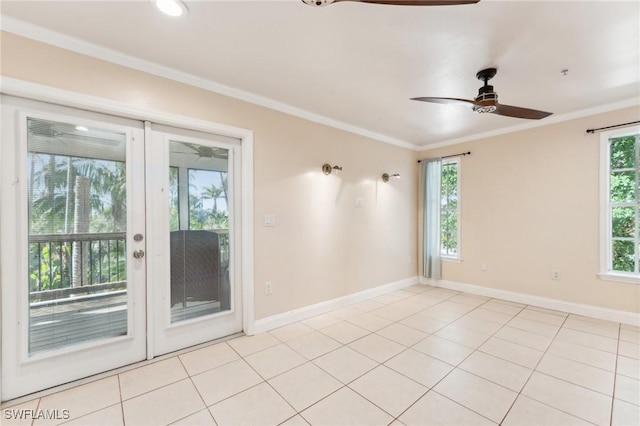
[26,117,128,354]
[169,141,230,323]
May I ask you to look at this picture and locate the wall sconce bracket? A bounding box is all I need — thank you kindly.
[381,172,400,182]
[322,163,343,175]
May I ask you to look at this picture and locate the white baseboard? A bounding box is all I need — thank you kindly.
[252,276,419,334]
[420,277,640,327]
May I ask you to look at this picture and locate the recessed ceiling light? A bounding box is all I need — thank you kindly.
[75,126,89,131]
[154,0,188,17]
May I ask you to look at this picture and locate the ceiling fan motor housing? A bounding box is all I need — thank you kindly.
[474,86,498,113]
[474,68,498,113]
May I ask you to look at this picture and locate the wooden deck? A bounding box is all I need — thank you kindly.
[29,291,225,354]
[29,292,127,354]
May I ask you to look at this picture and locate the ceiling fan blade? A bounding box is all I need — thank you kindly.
[411,97,480,108]
[181,142,201,152]
[493,103,553,120]
[336,0,480,4]
[303,0,479,6]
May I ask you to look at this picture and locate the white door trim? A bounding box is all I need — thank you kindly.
[0,77,255,401]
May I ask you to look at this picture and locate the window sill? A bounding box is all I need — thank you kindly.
[597,272,640,285]
[442,257,463,264]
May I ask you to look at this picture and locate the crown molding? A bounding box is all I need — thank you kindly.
[4,15,638,153]
[418,97,640,151]
[0,15,416,151]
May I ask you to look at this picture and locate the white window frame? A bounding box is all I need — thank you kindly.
[441,157,462,262]
[598,126,640,284]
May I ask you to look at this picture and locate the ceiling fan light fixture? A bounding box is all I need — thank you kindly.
[154,0,188,17]
[302,0,334,6]
[474,105,497,114]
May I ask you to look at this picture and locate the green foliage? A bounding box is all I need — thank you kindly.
[610,136,635,169]
[28,152,128,291]
[169,167,179,231]
[609,135,639,273]
[440,162,459,256]
[610,171,636,203]
[612,207,635,238]
[29,153,127,234]
[28,243,70,292]
[612,240,635,272]
[29,239,127,292]
[88,240,127,285]
[187,169,229,231]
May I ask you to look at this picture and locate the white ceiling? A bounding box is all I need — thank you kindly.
[2,0,639,149]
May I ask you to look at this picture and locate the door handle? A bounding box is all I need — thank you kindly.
[133,249,145,259]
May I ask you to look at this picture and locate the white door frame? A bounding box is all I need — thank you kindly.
[0,78,255,402]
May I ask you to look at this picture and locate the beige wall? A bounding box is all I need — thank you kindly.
[418,106,640,314]
[4,30,636,318]
[1,32,418,320]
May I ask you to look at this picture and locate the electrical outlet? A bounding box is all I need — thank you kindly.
[551,270,561,280]
[265,282,273,295]
[480,262,488,271]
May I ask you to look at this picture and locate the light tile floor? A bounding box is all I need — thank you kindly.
[2,284,639,426]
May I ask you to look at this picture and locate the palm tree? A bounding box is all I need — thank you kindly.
[202,184,223,213]
[28,153,127,289]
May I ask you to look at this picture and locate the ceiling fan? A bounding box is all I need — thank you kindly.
[172,142,228,160]
[412,68,553,120]
[302,0,480,7]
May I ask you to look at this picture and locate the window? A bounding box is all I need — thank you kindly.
[600,128,639,282]
[441,159,460,258]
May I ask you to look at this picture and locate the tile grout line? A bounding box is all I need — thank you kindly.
[497,311,608,426]
[10,285,633,426]
[224,337,305,424]
[117,374,125,426]
[303,287,453,422]
[279,287,458,423]
[497,308,569,425]
[44,381,124,426]
[609,322,622,426]
[175,355,211,425]
[388,296,527,425]
[237,293,487,426]
[113,358,192,404]
[32,397,42,426]
[0,333,244,411]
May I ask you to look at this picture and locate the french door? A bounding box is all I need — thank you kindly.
[0,97,242,401]
[146,124,243,357]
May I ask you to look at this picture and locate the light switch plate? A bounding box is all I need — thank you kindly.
[264,214,276,227]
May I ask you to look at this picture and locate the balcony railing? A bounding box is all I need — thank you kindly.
[28,230,229,304]
[28,232,127,301]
